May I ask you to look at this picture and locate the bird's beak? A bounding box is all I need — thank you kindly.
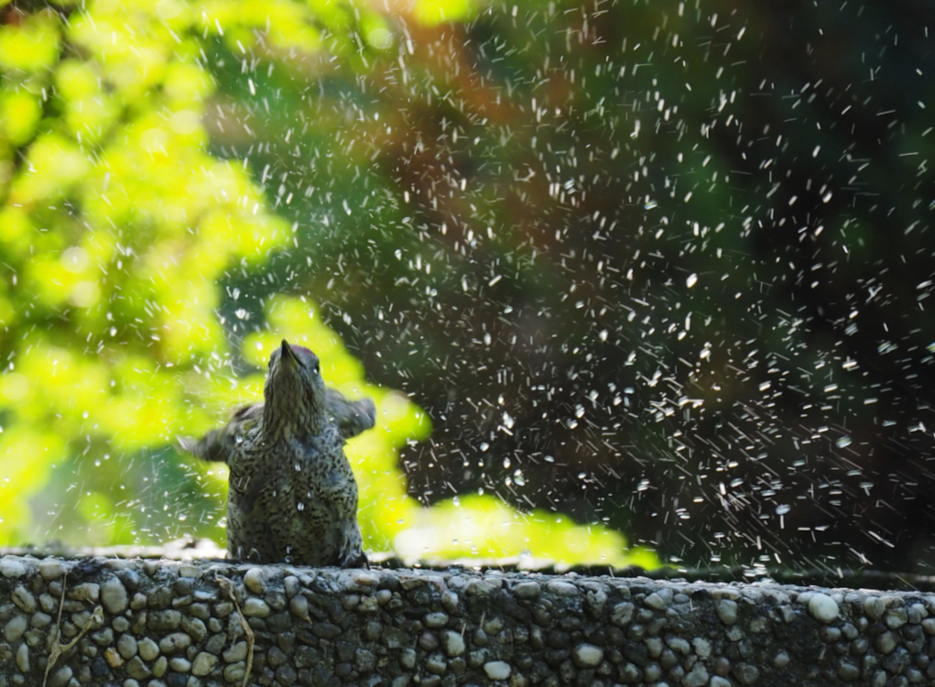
[280,339,298,367]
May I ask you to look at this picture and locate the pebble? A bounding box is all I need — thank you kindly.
[169,657,191,672]
[15,642,29,672]
[38,559,66,580]
[126,656,151,680]
[223,642,248,663]
[138,637,160,661]
[159,632,192,654]
[101,577,129,615]
[4,614,28,643]
[424,612,448,628]
[644,590,671,610]
[572,643,603,668]
[0,557,28,578]
[808,594,840,624]
[71,582,100,603]
[223,661,246,683]
[289,594,308,619]
[514,581,541,599]
[192,652,218,676]
[400,648,417,670]
[11,586,36,613]
[242,597,271,618]
[484,660,512,680]
[117,634,139,659]
[48,666,73,687]
[716,599,739,625]
[683,663,710,687]
[546,580,578,596]
[244,568,267,595]
[443,630,465,657]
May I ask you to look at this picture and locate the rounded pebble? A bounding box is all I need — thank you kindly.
[0,556,28,578]
[244,567,267,595]
[224,642,248,663]
[159,632,192,654]
[139,637,160,661]
[101,577,129,615]
[289,593,309,619]
[513,581,541,599]
[424,612,449,628]
[808,593,840,624]
[572,643,603,668]
[192,652,218,676]
[444,630,465,657]
[483,660,512,680]
[118,634,139,659]
[242,597,271,618]
[15,642,29,672]
[39,559,65,580]
[546,580,578,596]
[716,599,738,625]
[4,614,28,643]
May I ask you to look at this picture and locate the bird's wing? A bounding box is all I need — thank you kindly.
[178,403,264,464]
[325,388,377,439]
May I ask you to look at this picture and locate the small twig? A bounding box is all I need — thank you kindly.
[43,568,104,687]
[215,573,255,687]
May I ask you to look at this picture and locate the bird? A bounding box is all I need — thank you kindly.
[180,340,375,567]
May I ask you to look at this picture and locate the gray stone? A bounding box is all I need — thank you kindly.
[191,652,218,676]
[546,580,578,596]
[223,641,248,663]
[118,633,139,659]
[139,637,160,661]
[223,661,246,683]
[0,557,28,578]
[101,577,129,615]
[572,643,603,668]
[159,632,192,654]
[514,581,541,599]
[716,599,739,625]
[126,656,151,680]
[807,593,839,624]
[683,663,709,687]
[483,660,512,680]
[244,567,267,595]
[424,611,449,628]
[48,666,73,687]
[11,585,36,613]
[400,648,417,669]
[3,614,27,643]
[243,597,271,618]
[444,630,465,657]
[149,610,182,631]
[15,641,28,672]
[71,582,100,602]
[169,656,192,672]
[38,558,65,580]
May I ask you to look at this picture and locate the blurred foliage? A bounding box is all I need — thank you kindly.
[0,0,655,567]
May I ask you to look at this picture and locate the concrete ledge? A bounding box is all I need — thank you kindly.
[0,555,933,687]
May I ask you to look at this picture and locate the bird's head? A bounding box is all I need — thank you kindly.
[264,339,327,434]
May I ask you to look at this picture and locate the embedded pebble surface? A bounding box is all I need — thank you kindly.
[0,554,933,686]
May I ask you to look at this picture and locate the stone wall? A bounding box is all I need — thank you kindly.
[0,555,933,687]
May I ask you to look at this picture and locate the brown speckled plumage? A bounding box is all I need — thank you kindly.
[180,340,374,567]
